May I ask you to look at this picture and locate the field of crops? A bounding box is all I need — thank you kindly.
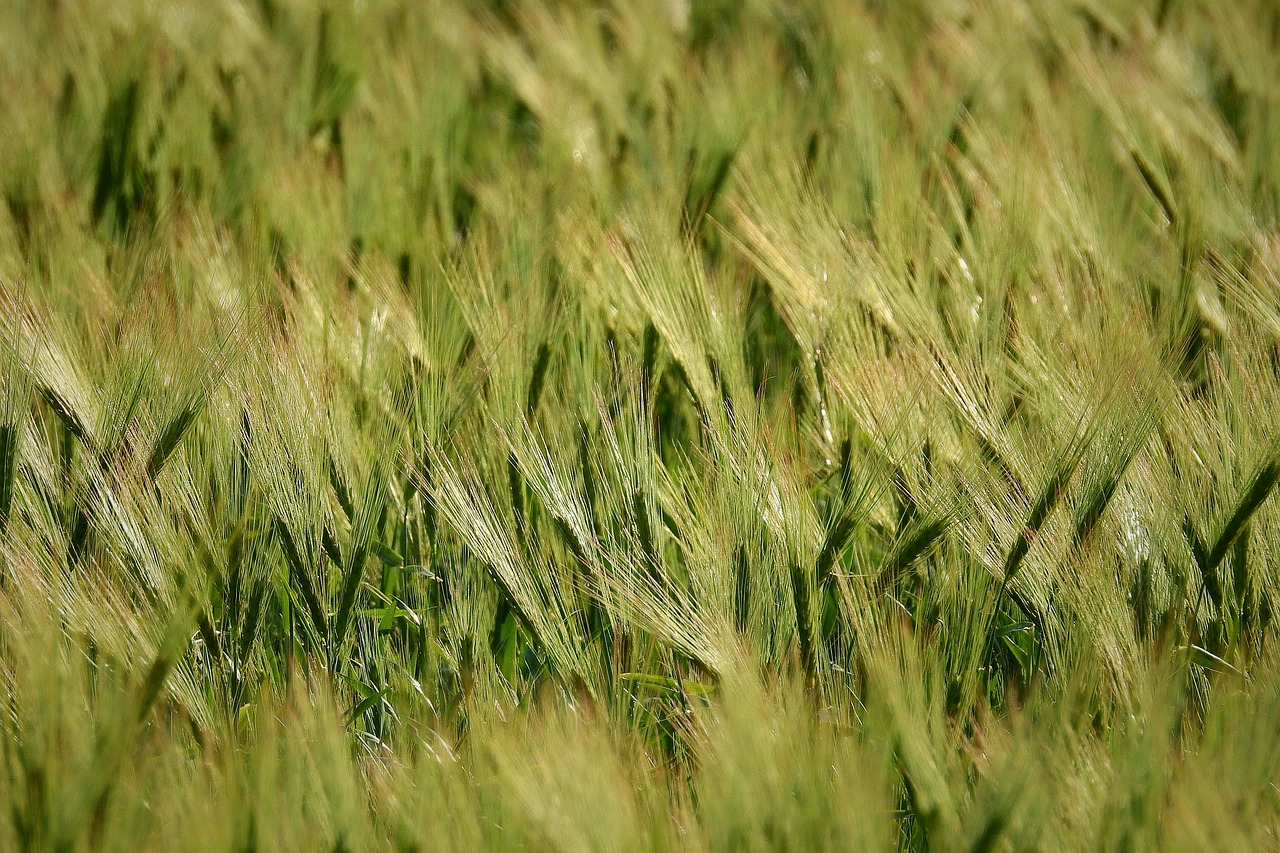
[2,0,1280,849]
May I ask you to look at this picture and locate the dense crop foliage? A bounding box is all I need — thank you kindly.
[2,0,1280,848]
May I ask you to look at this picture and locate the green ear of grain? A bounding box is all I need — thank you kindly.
[332,456,392,655]
[38,383,91,448]
[1130,147,1177,226]
[237,576,268,664]
[1002,443,1087,585]
[145,400,201,481]
[481,563,545,664]
[1072,412,1154,551]
[1233,527,1252,631]
[0,421,17,535]
[873,516,948,597]
[1206,458,1280,571]
[135,613,195,724]
[1182,514,1223,611]
[526,341,552,415]
[1071,470,1124,551]
[986,433,1087,676]
[370,540,402,567]
[790,563,814,683]
[733,544,750,632]
[273,517,328,644]
[508,452,526,534]
[641,322,660,391]
[633,489,658,570]
[682,140,740,238]
[0,343,28,535]
[329,454,354,521]
[322,524,343,567]
[98,370,148,464]
[815,511,859,587]
[92,75,153,234]
[1181,458,1280,614]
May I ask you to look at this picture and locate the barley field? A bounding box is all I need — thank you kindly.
[1,1,1280,849]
